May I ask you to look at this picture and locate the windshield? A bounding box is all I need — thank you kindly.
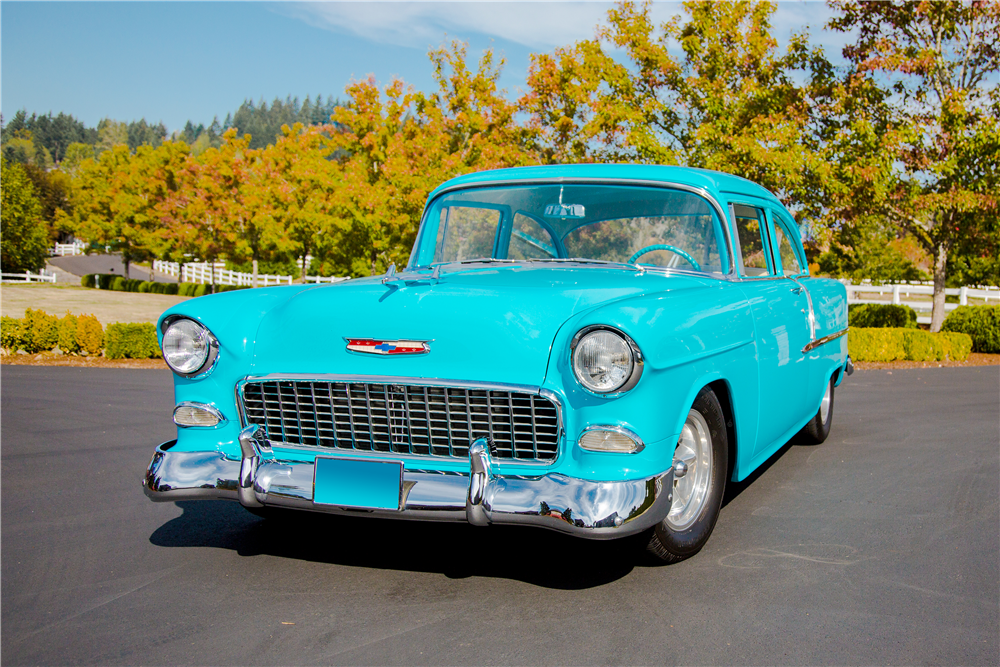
[409,184,729,275]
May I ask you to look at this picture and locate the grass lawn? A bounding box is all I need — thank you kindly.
[1,284,190,325]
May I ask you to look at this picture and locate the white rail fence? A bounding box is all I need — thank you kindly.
[51,241,87,256]
[1,270,57,284]
[153,260,291,286]
[152,260,347,286]
[843,281,1000,324]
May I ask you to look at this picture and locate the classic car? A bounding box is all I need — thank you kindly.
[144,164,851,563]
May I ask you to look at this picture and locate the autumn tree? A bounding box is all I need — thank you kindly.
[828,0,1000,330]
[327,42,537,277]
[522,1,828,214]
[1,157,49,272]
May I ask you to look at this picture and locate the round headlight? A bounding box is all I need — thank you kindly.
[162,318,215,376]
[572,329,635,393]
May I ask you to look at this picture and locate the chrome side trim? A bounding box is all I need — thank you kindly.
[578,424,646,454]
[569,325,645,397]
[172,401,227,428]
[428,178,737,277]
[802,328,849,354]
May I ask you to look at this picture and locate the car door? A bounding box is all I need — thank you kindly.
[730,203,813,457]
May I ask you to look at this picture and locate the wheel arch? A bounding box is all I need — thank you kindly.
[670,375,739,484]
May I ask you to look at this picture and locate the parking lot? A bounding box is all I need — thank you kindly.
[2,365,998,665]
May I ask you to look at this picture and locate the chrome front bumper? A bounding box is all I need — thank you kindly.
[143,431,674,540]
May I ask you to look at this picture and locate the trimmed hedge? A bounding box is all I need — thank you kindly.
[104,323,161,359]
[1,311,124,357]
[849,327,973,362]
[941,305,1000,353]
[80,273,248,297]
[848,303,918,329]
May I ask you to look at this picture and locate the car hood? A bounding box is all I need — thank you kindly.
[250,265,710,386]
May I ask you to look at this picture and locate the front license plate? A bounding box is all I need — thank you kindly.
[313,457,403,510]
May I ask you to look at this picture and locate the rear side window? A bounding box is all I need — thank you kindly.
[770,217,803,276]
[732,205,772,277]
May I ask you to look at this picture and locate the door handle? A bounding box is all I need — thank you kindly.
[790,285,803,294]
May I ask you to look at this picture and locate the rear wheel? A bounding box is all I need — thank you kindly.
[645,387,728,563]
[800,377,835,444]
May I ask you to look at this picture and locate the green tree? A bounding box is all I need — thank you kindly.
[827,0,1000,330]
[1,157,49,272]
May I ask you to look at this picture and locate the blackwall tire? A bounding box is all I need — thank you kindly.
[645,386,728,564]
[800,377,835,445]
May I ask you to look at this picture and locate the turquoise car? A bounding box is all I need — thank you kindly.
[144,165,851,563]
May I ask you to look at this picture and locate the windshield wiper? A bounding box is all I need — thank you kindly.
[529,258,645,273]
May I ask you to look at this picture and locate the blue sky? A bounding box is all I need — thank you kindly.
[1,1,844,133]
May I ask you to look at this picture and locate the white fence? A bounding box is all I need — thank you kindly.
[843,281,1000,324]
[153,260,293,286]
[51,241,86,256]
[305,275,351,284]
[1,270,57,284]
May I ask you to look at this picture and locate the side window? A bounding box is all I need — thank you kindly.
[434,206,501,263]
[770,216,803,276]
[732,204,772,277]
[508,213,558,260]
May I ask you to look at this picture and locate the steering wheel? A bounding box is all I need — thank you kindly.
[627,244,702,272]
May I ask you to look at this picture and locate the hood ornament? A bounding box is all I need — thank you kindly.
[345,338,430,355]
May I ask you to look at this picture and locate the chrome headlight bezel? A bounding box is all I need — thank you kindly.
[569,325,644,396]
[160,315,220,378]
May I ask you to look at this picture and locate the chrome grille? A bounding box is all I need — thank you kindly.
[240,380,560,461]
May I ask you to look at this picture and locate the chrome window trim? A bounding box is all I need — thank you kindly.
[578,424,646,454]
[235,374,566,468]
[173,401,227,428]
[730,201,779,280]
[569,325,645,397]
[801,328,848,354]
[423,178,738,278]
[160,315,220,379]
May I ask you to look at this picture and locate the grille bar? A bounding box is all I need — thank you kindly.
[240,380,560,462]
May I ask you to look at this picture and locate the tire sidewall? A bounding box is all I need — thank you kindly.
[653,388,729,558]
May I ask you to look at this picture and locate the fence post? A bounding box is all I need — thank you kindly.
[892,285,901,304]
[960,286,968,306]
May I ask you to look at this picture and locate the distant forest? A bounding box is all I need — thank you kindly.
[0,94,343,164]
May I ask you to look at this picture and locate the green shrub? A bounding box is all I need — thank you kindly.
[81,274,96,288]
[58,312,79,353]
[849,328,972,362]
[104,322,161,359]
[110,276,127,291]
[137,281,152,293]
[942,305,1000,353]
[164,283,179,295]
[97,273,116,290]
[939,331,974,360]
[76,314,104,354]
[1,316,27,351]
[848,303,918,329]
[193,284,209,297]
[216,285,249,293]
[23,308,59,353]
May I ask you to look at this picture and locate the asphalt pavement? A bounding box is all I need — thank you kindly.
[48,254,178,282]
[2,365,998,665]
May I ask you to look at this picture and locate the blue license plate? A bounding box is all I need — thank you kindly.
[313,457,403,510]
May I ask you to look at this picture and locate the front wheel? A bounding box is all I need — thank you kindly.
[799,377,835,445]
[645,387,728,563]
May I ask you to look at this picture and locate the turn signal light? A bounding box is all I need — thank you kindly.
[173,403,225,428]
[579,427,644,453]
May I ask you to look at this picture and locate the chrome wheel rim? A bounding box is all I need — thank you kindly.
[666,409,713,531]
[820,382,832,424]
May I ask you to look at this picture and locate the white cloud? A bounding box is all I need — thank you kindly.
[277,2,652,50]
[276,1,849,63]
